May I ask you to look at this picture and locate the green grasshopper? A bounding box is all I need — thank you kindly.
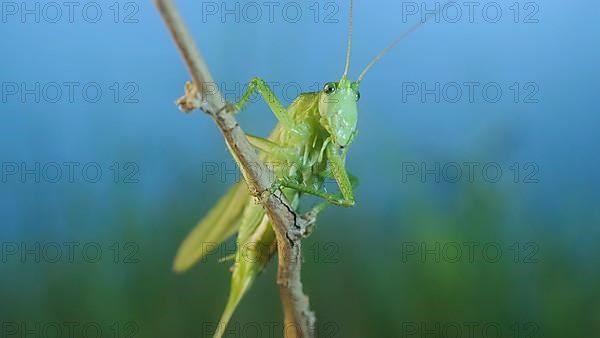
[172,1,430,336]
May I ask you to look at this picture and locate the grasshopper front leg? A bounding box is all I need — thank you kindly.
[324,141,355,206]
[273,178,354,207]
[273,143,356,207]
[245,130,356,210]
[233,77,305,136]
[305,167,359,216]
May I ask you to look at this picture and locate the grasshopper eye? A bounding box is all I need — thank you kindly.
[356,91,361,101]
[323,83,336,95]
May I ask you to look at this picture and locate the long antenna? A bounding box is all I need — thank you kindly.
[342,0,354,79]
[357,1,452,82]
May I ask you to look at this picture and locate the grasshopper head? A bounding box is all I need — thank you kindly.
[318,78,360,148]
[319,0,419,147]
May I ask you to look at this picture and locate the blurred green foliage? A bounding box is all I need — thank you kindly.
[2,169,598,338]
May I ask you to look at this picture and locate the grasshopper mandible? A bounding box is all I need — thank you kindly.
[172,1,433,336]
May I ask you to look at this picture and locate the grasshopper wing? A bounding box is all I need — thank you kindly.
[212,203,277,338]
[173,181,249,273]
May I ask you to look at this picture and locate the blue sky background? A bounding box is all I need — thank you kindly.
[1,0,599,336]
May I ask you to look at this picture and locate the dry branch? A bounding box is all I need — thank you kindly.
[154,1,316,337]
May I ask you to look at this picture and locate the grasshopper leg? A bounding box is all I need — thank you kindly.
[324,142,356,206]
[233,77,305,135]
[313,166,358,213]
[245,133,283,154]
[319,168,359,187]
[268,143,359,208]
[274,178,354,207]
